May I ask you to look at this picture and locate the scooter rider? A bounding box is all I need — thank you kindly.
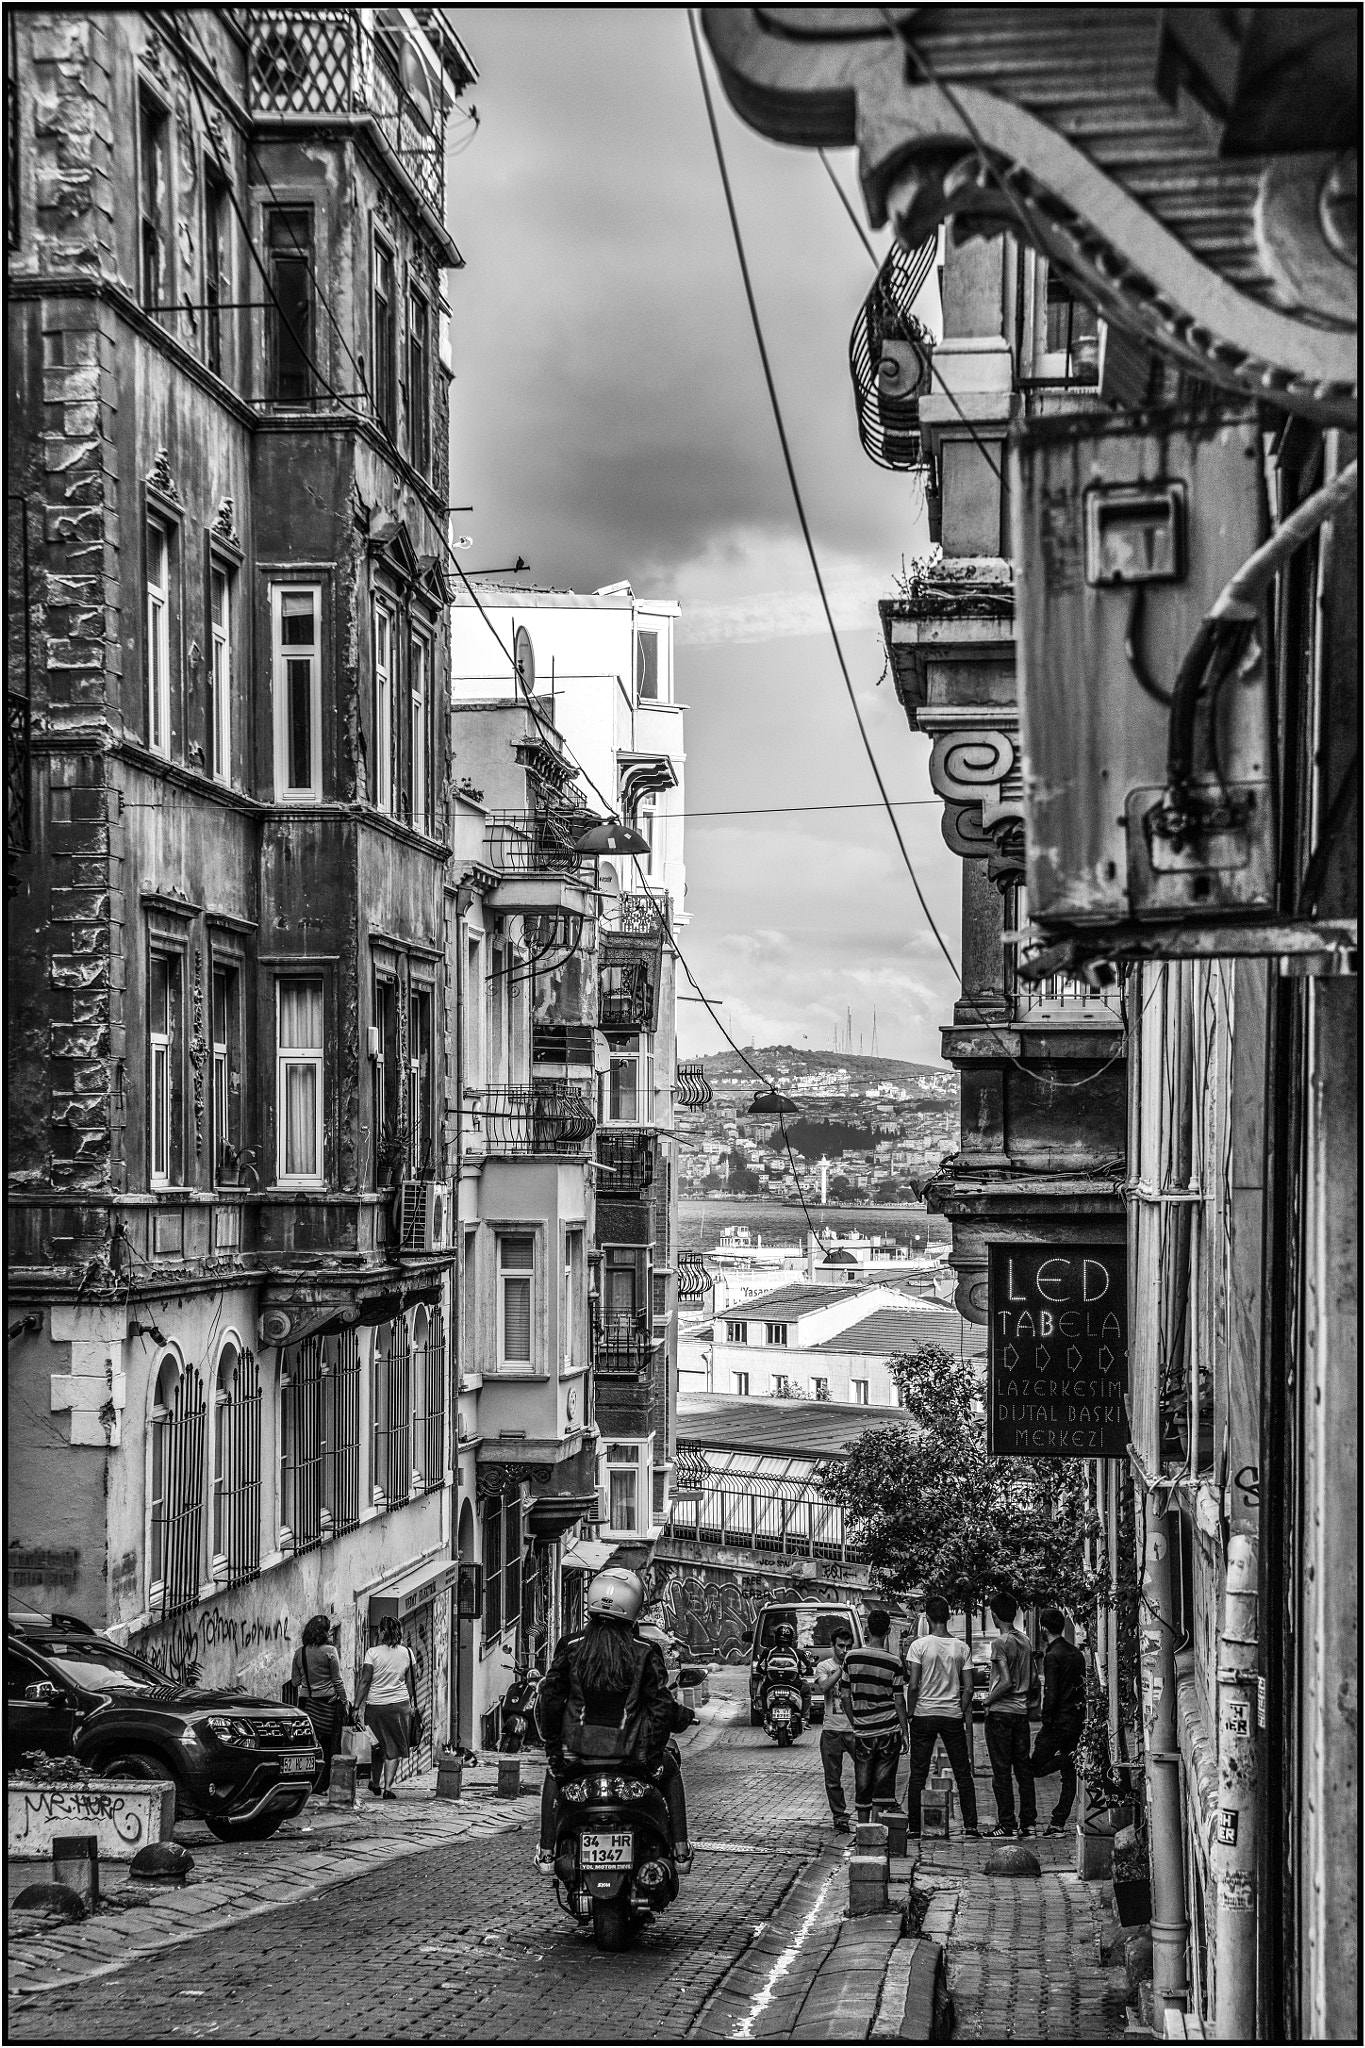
[498,1662,539,1753]
[535,1569,693,1873]
[760,1621,813,1717]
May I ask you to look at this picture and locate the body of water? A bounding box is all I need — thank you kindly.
[678,1196,951,1252]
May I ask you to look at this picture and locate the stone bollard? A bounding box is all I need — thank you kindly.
[435,1753,464,1801]
[930,1771,955,1824]
[883,1809,908,1858]
[51,1835,100,1913]
[921,1788,950,1837]
[497,1755,522,1798]
[328,1754,357,1806]
[848,1820,889,1916]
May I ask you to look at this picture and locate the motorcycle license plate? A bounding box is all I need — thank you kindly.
[771,1708,790,1722]
[580,1831,633,1868]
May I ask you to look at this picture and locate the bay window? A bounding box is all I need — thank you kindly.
[272,584,321,801]
[276,978,324,1184]
[606,1442,642,1534]
[602,1032,652,1124]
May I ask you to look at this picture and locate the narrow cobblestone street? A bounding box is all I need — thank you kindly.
[8,1675,1130,2043]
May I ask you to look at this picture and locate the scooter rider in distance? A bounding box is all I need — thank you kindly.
[534,1568,693,1874]
[760,1621,813,1723]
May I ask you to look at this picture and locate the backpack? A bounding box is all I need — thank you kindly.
[561,1637,651,1767]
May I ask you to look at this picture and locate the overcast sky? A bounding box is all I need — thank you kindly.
[448,7,959,1065]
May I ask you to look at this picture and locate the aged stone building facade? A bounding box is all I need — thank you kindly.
[7,8,476,1765]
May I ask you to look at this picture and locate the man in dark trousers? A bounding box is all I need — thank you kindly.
[903,1596,980,1838]
[983,1590,1037,1838]
[1029,1606,1087,1834]
[841,1608,908,1823]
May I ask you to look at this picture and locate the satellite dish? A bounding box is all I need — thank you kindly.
[514,625,535,695]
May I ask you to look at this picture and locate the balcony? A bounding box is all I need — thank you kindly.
[473,1086,595,1160]
[600,931,661,1031]
[592,1305,653,1378]
[595,1128,655,1197]
[677,1249,712,1306]
[484,810,595,880]
[675,1062,712,1110]
[245,10,447,222]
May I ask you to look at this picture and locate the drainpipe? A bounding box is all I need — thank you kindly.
[1213,1532,1258,2038]
[1140,1495,1191,2026]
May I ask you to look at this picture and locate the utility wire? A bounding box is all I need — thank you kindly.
[688,9,961,985]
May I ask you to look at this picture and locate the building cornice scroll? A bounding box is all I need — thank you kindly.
[702,8,1357,427]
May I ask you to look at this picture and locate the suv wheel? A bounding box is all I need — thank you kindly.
[205,1809,289,1843]
[94,1750,182,1813]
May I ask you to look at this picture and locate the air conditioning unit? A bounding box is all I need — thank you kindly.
[587,1488,610,1527]
[397,1179,451,1254]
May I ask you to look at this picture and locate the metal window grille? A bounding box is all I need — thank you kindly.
[280,1339,325,1552]
[677,1250,712,1306]
[675,1061,713,1109]
[372,1317,413,1507]
[213,1350,262,1587]
[324,1329,362,1534]
[414,1306,446,1491]
[476,1084,595,1158]
[150,1366,207,1617]
[595,1126,654,1192]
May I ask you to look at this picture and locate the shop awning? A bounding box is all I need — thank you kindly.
[367,1556,459,1623]
[560,1538,618,1574]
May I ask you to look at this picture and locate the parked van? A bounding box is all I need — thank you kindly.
[747,1600,864,1726]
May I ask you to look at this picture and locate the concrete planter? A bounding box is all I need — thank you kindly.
[7,1777,176,1861]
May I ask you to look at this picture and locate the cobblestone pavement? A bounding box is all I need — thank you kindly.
[9,1674,861,2044]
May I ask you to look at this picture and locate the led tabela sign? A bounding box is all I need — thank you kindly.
[988,1246,1128,1459]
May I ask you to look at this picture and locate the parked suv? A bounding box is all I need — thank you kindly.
[7,1611,320,1841]
[747,1601,864,1726]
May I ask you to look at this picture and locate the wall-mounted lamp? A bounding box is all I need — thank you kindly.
[129,1319,168,1346]
[7,1312,42,1339]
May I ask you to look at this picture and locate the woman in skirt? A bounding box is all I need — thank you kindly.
[291,1613,349,1790]
[354,1616,418,1798]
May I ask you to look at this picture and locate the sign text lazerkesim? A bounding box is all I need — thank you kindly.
[988,1245,1128,1458]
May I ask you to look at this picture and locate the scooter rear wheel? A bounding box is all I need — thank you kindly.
[591,1897,632,1952]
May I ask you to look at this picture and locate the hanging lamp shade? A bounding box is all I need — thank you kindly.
[746,1087,799,1116]
[574,818,651,856]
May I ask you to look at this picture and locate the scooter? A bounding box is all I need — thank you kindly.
[547,1768,680,1952]
[762,1676,807,1745]
[498,1669,540,1753]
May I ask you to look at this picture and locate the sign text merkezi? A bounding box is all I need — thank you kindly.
[988,1245,1128,1458]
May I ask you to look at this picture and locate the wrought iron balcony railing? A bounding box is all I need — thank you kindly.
[675,1062,712,1110]
[591,1306,653,1377]
[615,890,670,935]
[595,1127,655,1195]
[484,810,595,880]
[676,1249,712,1306]
[246,10,446,220]
[474,1085,595,1159]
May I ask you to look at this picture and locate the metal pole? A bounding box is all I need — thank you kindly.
[1141,1496,1191,2025]
[1213,1533,1258,2038]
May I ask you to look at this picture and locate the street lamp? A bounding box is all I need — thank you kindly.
[745,1087,799,1116]
[574,818,651,856]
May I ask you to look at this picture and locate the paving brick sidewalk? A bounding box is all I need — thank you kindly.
[6,1760,537,2000]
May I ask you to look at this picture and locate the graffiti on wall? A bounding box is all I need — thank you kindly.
[133,1605,293,1687]
[650,1564,853,1663]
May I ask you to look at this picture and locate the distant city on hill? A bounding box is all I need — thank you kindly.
[677,1047,959,1204]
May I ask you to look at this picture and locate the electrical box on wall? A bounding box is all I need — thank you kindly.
[1012,411,1275,929]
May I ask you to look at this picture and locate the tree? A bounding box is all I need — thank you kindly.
[818,1343,1096,1616]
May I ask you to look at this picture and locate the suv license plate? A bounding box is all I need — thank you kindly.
[282,1756,314,1775]
[580,1831,633,1868]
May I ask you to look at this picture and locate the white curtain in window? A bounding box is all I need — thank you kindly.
[283,1063,318,1178]
[609,1468,637,1531]
[279,981,322,1050]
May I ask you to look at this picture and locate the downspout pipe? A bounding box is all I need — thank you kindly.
[1213,1532,1259,2039]
[1167,459,1358,798]
[1141,1496,1192,2025]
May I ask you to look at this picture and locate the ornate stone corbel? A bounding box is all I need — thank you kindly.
[146,449,182,504]
[211,497,240,547]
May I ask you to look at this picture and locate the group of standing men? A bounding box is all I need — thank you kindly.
[811,1593,1086,1840]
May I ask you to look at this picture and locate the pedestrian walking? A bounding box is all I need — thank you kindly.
[841,1607,907,1823]
[903,1595,980,1838]
[354,1616,418,1799]
[814,1625,856,1833]
[1029,1606,1087,1833]
[291,1613,349,1791]
[982,1590,1037,1838]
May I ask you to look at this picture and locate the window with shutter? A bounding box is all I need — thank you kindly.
[498,1233,535,1368]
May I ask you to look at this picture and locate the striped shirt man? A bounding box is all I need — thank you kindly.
[840,1640,905,1735]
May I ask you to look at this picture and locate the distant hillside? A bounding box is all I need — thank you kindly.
[696,1045,954,1090]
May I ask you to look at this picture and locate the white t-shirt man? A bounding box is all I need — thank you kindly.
[905,1633,972,1719]
[815,1651,852,1728]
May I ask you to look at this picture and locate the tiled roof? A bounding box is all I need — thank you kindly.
[718,1283,865,1321]
[814,1304,987,1359]
[676,1394,909,1460]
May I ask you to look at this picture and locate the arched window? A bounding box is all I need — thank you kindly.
[280,1331,362,1551]
[148,1353,206,1615]
[211,1342,261,1587]
[412,1304,445,1493]
[371,1317,411,1509]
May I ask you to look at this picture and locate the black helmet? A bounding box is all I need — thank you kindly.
[774,1622,796,1647]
